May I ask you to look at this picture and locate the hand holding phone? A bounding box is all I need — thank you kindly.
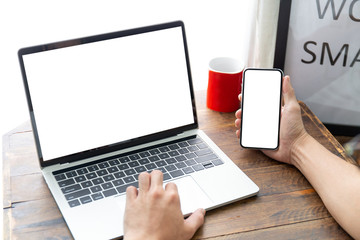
[240,68,283,150]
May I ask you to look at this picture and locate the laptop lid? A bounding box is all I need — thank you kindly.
[18,21,198,168]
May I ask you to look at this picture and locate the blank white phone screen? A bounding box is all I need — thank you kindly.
[240,69,282,149]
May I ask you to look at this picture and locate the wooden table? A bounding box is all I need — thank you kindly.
[3,91,357,239]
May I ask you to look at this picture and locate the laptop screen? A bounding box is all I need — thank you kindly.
[19,22,197,165]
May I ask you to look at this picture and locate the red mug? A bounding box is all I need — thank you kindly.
[207,57,243,112]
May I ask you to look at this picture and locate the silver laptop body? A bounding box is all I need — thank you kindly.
[18,21,259,240]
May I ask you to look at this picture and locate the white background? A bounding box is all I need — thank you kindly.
[0,0,254,235]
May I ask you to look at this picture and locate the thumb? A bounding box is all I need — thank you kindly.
[282,75,297,105]
[184,208,206,237]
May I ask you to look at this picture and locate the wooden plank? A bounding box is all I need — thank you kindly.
[206,217,351,240]
[11,173,51,203]
[193,189,332,239]
[10,198,72,239]
[299,102,357,165]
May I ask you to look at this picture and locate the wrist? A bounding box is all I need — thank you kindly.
[290,131,312,168]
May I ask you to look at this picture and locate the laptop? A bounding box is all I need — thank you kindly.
[18,21,259,240]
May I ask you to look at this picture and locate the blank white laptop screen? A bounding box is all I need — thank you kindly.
[23,26,195,162]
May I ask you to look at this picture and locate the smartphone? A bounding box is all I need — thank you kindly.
[240,68,283,150]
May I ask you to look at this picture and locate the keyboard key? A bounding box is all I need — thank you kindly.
[85,172,97,179]
[145,163,157,170]
[169,144,180,150]
[123,176,135,183]
[183,167,194,174]
[203,162,214,168]
[159,146,170,152]
[175,162,186,169]
[149,156,160,162]
[169,170,184,178]
[65,189,91,201]
[149,149,161,155]
[90,185,102,193]
[80,196,92,204]
[62,184,81,194]
[155,160,167,167]
[178,148,189,154]
[116,182,139,193]
[139,158,150,165]
[75,176,86,182]
[163,173,171,181]
[188,138,202,145]
[139,151,151,158]
[185,159,197,166]
[197,143,208,149]
[98,162,110,169]
[165,165,177,172]
[212,159,224,166]
[195,154,218,163]
[135,166,147,173]
[185,153,196,159]
[92,178,104,185]
[108,166,119,173]
[66,171,77,178]
[103,189,117,197]
[58,179,75,187]
[81,181,93,188]
[103,174,115,182]
[187,146,199,152]
[119,156,130,163]
[96,169,108,176]
[175,156,187,162]
[118,164,130,170]
[125,169,136,176]
[165,158,177,164]
[158,153,170,159]
[129,154,140,160]
[195,148,212,157]
[68,199,81,208]
[54,174,66,181]
[178,142,189,148]
[112,179,124,186]
[193,164,205,171]
[109,159,120,166]
[76,168,88,175]
[114,172,126,179]
[88,165,99,172]
[91,193,104,201]
[168,150,180,157]
[128,161,139,168]
[101,182,114,190]
[156,167,166,174]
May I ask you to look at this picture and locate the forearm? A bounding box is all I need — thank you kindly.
[292,134,360,239]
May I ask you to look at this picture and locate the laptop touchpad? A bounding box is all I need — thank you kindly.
[167,176,213,215]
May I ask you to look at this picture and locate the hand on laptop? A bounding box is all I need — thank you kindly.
[235,75,308,164]
[123,170,206,240]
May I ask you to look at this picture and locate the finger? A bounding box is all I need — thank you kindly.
[150,170,163,190]
[126,186,138,202]
[282,76,297,105]
[165,182,178,193]
[238,93,242,102]
[138,171,151,194]
[184,208,206,238]
[235,108,242,119]
[235,118,241,128]
[236,129,240,138]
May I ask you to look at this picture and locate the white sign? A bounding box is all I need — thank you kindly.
[284,0,360,130]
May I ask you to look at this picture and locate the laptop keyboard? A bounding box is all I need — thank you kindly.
[53,136,224,208]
